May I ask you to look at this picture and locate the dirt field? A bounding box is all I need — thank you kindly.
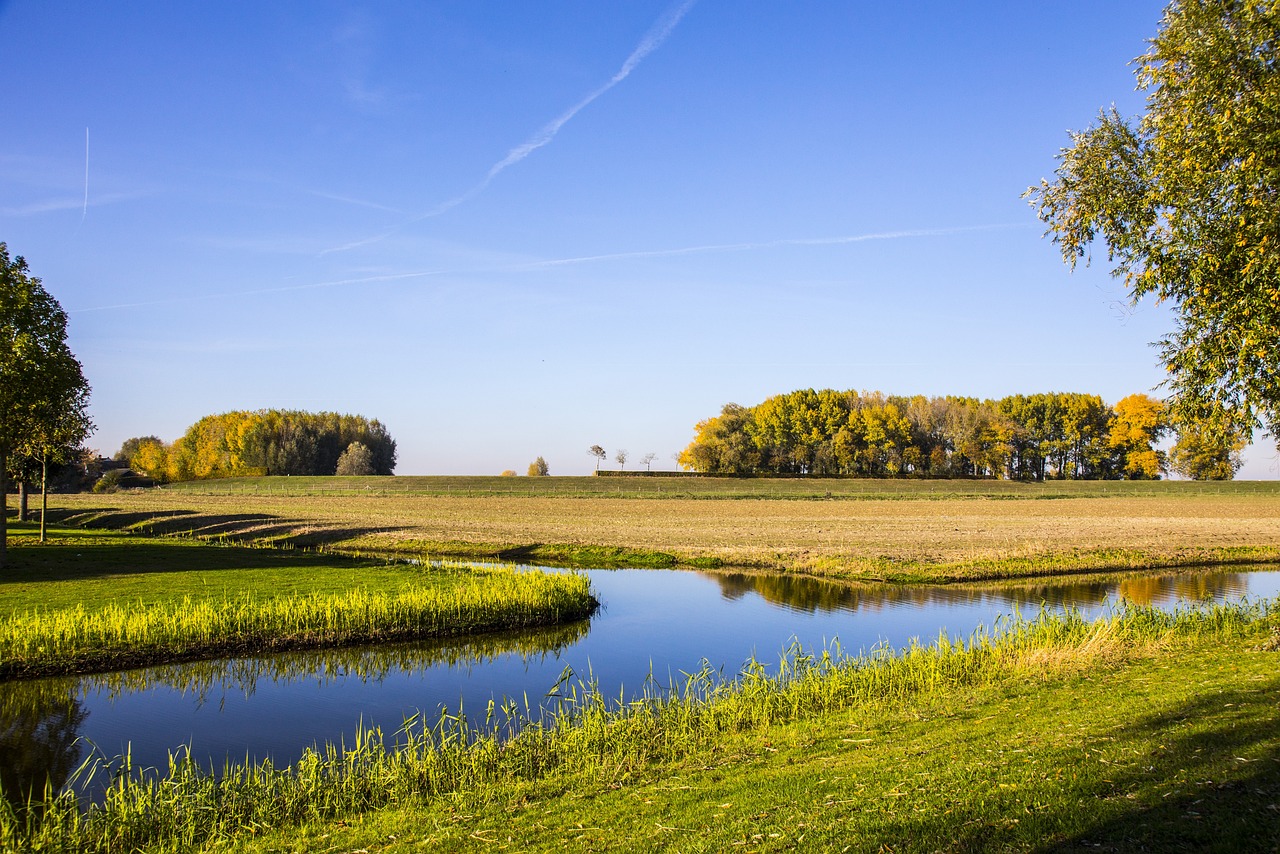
[45,484,1280,580]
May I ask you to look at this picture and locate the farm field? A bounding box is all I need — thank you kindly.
[47,478,1280,581]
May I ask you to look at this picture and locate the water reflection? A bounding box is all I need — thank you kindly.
[78,618,590,705]
[0,681,87,811]
[0,619,588,812]
[709,568,1260,615]
[0,565,1275,809]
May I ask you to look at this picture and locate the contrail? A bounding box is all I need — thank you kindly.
[516,223,1031,269]
[321,0,696,255]
[81,127,89,223]
[71,222,1024,314]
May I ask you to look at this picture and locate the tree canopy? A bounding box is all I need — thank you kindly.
[1027,0,1280,444]
[1,244,93,565]
[679,389,1182,481]
[127,410,396,481]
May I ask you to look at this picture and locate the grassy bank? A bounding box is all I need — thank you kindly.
[4,600,1276,852]
[44,484,1280,581]
[0,523,596,679]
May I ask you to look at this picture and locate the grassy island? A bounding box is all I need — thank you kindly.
[0,523,596,679]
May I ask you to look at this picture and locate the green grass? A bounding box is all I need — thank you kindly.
[0,523,597,678]
[4,600,1276,853]
[156,474,1280,500]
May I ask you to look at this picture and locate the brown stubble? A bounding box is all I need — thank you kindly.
[47,491,1280,579]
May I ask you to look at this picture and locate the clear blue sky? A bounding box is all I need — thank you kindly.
[3,1,1275,477]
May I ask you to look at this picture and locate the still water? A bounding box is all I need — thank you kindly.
[2,565,1278,802]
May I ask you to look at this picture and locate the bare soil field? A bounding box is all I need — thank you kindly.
[46,482,1280,581]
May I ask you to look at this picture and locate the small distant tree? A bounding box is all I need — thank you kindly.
[615,449,629,471]
[527,456,550,477]
[334,441,375,476]
[500,469,517,477]
[640,452,657,472]
[588,445,607,471]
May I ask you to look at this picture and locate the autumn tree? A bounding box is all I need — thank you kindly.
[1028,0,1280,447]
[0,244,93,565]
[115,436,161,463]
[129,411,398,481]
[678,403,760,474]
[335,441,375,476]
[527,456,549,476]
[615,449,628,471]
[1170,419,1247,480]
[640,452,657,472]
[1108,393,1169,479]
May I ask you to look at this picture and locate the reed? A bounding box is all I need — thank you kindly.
[3,598,1271,853]
[0,569,596,680]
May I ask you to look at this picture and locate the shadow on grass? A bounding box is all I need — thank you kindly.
[0,535,375,585]
[878,672,1280,852]
[37,506,410,551]
[1036,680,1280,853]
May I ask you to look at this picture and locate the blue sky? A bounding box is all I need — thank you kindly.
[3,1,1276,477]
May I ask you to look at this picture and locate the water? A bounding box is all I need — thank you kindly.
[2,565,1277,803]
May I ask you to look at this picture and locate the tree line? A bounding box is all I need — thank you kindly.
[678,389,1246,481]
[121,410,397,482]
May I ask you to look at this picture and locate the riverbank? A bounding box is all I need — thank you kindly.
[0,523,596,679]
[6,600,1276,852]
[44,483,1280,582]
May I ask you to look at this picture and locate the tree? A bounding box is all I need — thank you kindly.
[115,436,161,463]
[1170,418,1247,480]
[0,244,93,565]
[527,456,550,477]
[588,444,607,471]
[615,449,628,471]
[334,441,375,476]
[1028,1,1280,445]
[1109,393,1169,479]
[640,452,657,472]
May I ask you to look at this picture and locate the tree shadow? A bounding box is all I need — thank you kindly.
[1035,680,1280,852]
[43,506,409,551]
[3,508,414,584]
[860,668,1280,852]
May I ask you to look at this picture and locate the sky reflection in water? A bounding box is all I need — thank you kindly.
[2,565,1277,804]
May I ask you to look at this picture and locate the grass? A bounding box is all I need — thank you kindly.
[157,474,1280,500]
[43,480,1280,580]
[3,599,1275,852]
[0,523,596,679]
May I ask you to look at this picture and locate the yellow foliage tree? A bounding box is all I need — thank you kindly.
[1108,394,1168,479]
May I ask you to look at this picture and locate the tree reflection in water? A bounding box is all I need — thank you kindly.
[709,569,1256,615]
[0,679,86,813]
[0,619,589,806]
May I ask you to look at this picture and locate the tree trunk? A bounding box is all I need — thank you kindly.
[40,452,48,543]
[18,480,28,522]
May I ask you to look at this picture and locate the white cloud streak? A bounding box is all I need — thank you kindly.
[71,223,1024,314]
[321,0,697,255]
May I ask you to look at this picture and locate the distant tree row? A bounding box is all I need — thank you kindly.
[120,410,396,482]
[679,389,1246,481]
